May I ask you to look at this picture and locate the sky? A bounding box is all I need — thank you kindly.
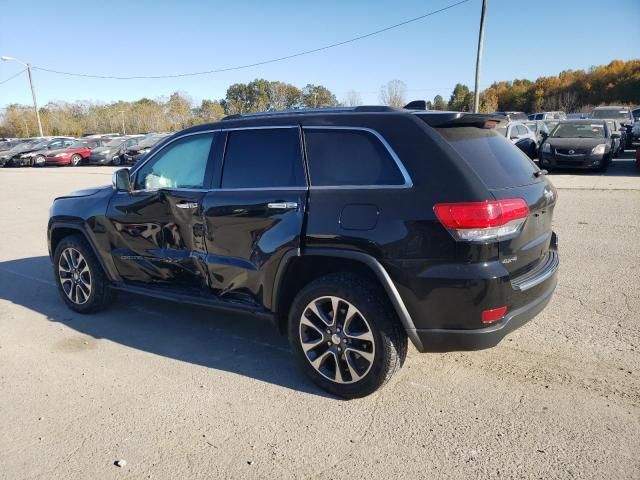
[1,0,639,108]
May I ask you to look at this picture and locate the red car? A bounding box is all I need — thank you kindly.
[45,138,111,166]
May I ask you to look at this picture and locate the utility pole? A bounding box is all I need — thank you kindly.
[473,0,487,114]
[1,56,44,136]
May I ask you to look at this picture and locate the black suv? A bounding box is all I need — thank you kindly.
[47,107,559,398]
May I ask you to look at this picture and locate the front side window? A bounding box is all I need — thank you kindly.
[134,133,214,190]
[221,128,305,189]
[304,128,405,186]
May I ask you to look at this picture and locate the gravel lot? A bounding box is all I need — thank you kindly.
[0,153,639,479]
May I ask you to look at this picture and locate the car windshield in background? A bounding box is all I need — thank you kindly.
[104,139,125,147]
[550,123,605,138]
[138,135,164,147]
[69,141,86,148]
[591,109,630,120]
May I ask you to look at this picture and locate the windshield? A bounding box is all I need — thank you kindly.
[550,123,605,138]
[104,139,125,147]
[137,135,164,147]
[70,141,86,148]
[591,109,631,120]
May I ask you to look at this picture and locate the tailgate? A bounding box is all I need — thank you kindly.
[491,180,557,276]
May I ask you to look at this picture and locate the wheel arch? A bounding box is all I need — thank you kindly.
[272,248,423,350]
[48,222,119,282]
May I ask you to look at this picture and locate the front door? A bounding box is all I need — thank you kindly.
[106,132,218,288]
[201,127,308,309]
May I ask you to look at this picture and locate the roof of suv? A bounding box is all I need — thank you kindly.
[177,107,507,132]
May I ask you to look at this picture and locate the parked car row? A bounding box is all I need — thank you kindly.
[0,133,171,168]
[490,105,638,168]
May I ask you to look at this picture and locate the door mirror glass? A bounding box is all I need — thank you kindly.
[112,168,132,192]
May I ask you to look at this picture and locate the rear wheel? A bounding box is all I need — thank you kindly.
[289,273,407,399]
[53,234,114,313]
[34,154,45,167]
[112,155,121,166]
[71,154,82,166]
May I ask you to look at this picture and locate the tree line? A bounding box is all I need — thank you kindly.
[1,59,638,138]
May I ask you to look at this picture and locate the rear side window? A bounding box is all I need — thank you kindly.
[435,127,538,189]
[221,128,305,188]
[304,128,405,186]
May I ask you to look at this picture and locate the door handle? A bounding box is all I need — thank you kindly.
[267,202,298,210]
[176,201,199,209]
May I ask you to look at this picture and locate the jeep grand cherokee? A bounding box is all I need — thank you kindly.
[48,106,559,398]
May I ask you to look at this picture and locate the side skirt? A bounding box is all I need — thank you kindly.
[110,282,278,328]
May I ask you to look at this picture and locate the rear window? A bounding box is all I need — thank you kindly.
[304,128,405,186]
[591,109,631,121]
[435,127,538,189]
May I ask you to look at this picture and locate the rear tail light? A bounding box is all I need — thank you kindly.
[481,306,508,324]
[434,198,529,242]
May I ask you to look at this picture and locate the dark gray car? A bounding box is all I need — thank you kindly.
[538,120,616,172]
[86,137,140,166]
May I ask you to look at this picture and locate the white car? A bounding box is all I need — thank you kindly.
[496,122,539,159]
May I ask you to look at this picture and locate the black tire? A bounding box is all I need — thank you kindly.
[33,154,45,167]
[70,154,82,166]
[288,273,407,399]
[112,155,121,166]
[53,234,114,313]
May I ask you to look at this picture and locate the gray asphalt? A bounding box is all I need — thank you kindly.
[0,152,638,479]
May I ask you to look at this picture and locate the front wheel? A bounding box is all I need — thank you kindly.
[70,154,82,166]
[53,234,114,313]
[289,273,407,399]
[111,155,121,166]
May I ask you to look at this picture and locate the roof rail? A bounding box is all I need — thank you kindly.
[221,105,398,121]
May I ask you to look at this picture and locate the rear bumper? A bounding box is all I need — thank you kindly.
[411,275,556,352]
[395,234,559,353]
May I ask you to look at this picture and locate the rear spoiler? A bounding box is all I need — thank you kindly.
[414,112,507,129]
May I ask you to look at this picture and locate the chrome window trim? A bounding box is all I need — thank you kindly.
[128,124,413,194]
[302,126,413,189]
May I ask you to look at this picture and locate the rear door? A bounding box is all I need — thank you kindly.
[106,132,218,287]
[200,126,307,309]
[435,126,556,276]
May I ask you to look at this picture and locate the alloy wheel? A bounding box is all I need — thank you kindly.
[58,247,92,305]
[71,154,81,166]
[299,296,375,384]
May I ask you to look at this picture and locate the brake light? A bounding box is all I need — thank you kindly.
[481,306,508,324]
[434,199,529,242]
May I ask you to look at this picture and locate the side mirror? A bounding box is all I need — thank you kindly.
[112,168,132,192]
[540,131,548,139]
[510,134,519,140]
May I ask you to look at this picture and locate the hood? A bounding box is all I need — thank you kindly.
[56,185,111,199]
[546,137,608,149]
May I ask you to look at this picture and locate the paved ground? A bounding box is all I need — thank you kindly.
[0,152,639,480]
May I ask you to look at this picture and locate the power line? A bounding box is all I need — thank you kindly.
[0,69,26,85]
[32,0,469,80]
